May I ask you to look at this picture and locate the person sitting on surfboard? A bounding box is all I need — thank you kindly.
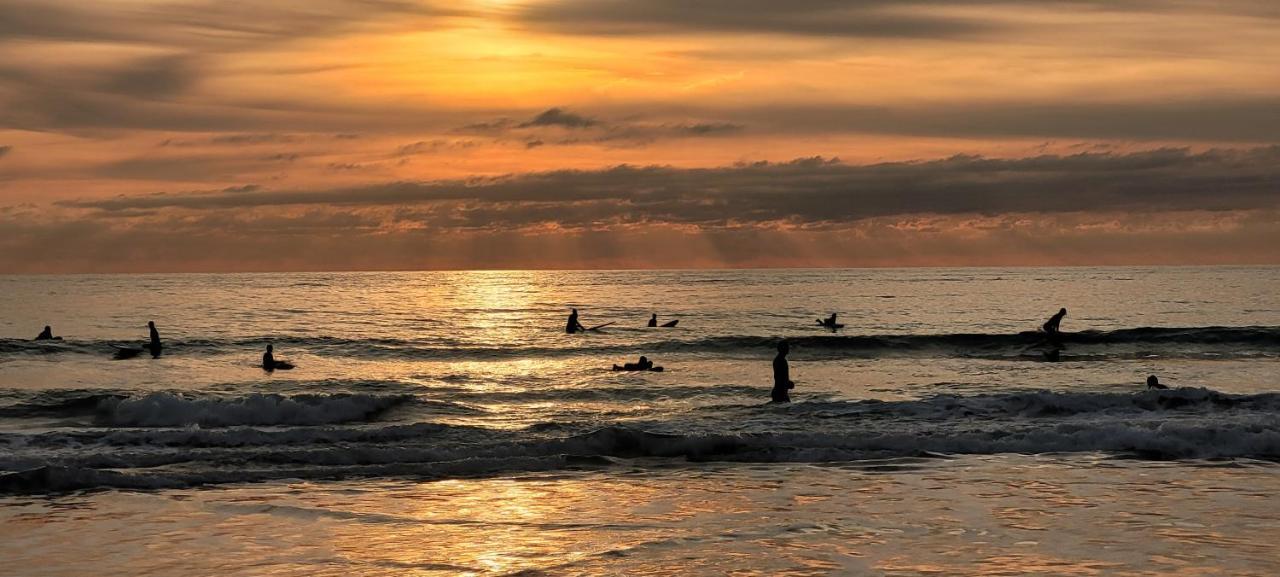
[566,308,586,334]
[34,325,59,341]
[648,313,658,327]
[1042,308,1067,336]
[262,344,294,371]
[613,355,661,371]
[816,313,841,329]
[772,340,795,403]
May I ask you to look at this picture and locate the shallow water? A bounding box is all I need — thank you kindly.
[3,457,1278,576]
[0,267,1278,574]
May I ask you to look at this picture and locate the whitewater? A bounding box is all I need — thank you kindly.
[2,267,1278,575]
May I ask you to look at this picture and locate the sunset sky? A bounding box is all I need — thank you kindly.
[1,0,1278,272]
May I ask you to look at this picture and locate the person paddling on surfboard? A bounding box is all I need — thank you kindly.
[566,308,586,334]
[771,340,795,403]
[613,355,662,371]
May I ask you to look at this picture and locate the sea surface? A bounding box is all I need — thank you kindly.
[1,267,1278,576]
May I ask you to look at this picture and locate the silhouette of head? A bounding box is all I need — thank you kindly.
[571,308,578,314]
[640,356,648,363]
[44,325,50,331]
[777,340,789,354]
[148,321,155,328]
[1059,308,1067,315]
[267,345,274,352]
[1147,375,1158,387]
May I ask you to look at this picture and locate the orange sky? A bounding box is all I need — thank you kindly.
[1,0,1278,272]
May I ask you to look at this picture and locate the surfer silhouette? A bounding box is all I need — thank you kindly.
[613,355,661,371]
[817,313,840,330]
[566,308,586,334]
[1146,375,1168,390]
[147,321,162,358]
[771,340,795,403]
[1042,308,1067,336]
[263,344,294,371]
[34,325,57,341]
[648,313,658,327]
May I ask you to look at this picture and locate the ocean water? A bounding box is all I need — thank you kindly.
[1,267,1278,575]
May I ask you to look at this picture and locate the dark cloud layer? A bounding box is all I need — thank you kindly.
[58,147,1280,229]
[517,0,1280,39]
[516,0,993,39]
[456,108,745,148]
[518,108,600,129]
[0,0,450,50]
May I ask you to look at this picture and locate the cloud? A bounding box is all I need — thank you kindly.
[457,108,745,147]
[514,0,1280,39]
[55,147,1280,230]
[716,99,1280,142]
[0,0,461,136]
[515,0,994,39]
[0,0,454,51]
[394,139,481,156]
[98,55,200,99]
[518,107,600,128]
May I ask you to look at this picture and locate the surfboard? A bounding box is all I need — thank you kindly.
[586,321,616,331]
[613,365,664,372]
[660,320,679,327]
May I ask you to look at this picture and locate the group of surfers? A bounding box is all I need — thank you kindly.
[32,306,1158,404]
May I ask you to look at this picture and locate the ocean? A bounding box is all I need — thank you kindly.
[1,267,1278,575]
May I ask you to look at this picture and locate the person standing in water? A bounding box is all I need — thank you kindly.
[648,313,658,327]
[1043,308,1067,336]
[34,326,56,341]
[147,321,162,358]
[771,340,795,403]
[566,308,586,334]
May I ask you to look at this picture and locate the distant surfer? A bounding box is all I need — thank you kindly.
[34,325,59,341]
[1146,375,1168,390]
[648,313,658,327]
[771,340,795,403]
[816,313,841,330]
[566,308,586,334]
[262,344,294,371]
[1042,308,1067,336]
[147,321,162,358]
[613,355,661,372]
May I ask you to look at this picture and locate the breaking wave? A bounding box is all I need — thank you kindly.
[3,388,1279,493]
